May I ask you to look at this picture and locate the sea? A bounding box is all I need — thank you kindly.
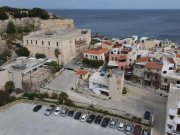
[48,9,180,44]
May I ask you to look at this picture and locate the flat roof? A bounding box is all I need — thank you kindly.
[112,69,124,77]
[25,28,89,40]
[1,57,48,73]
[89,72,109,86]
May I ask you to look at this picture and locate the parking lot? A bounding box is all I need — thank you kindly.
[0,103,127,135]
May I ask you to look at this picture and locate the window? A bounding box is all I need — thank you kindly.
[169,67,173,70]
[130,59,132,61]
[36,40,37,45]
[31,40,32,44]
[86,54,88,58]
[27,40,28,44]
[147,74,150,78]
[164,79,168,83]
[56,42,59,47]
[42,41,44,45]
[48,41,50,46]
[157,69,159,72]
[163,71,167,74]
[169,115,174,120]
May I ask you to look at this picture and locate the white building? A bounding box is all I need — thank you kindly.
[89,69,124,99]
[165,83,180,135]
[83,48,109,61]
[23,28,91,64]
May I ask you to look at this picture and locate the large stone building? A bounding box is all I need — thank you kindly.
[23,28,91,64]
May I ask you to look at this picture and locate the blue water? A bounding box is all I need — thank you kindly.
[48,9,180,43]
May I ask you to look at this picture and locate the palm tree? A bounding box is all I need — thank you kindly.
[54,48,61,65]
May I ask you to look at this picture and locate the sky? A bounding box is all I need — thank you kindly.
[0,0,180,9]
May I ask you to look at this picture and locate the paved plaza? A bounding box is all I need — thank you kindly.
[45,70,78,91]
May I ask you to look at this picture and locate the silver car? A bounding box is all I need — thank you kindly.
[109,119,117,128]
[60,108,68,117]
[117,121,125,131]
[44,107,54,116]
[125,124,133,135]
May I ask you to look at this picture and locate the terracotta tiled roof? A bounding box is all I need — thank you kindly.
[175,48,180,51]
[76,69,89,75]
[102,41,113,46]
[176,54,180,58]
[121,49,130,53]
[145,61,163,70]
[136,57,149,63]
[83,48,109,55]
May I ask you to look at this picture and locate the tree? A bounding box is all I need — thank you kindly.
[59,92,68,101]
[0,12,8,20]
[4,81,15,93]
[46,61,60,73]
[15,47,30,57]
[54,48,61,65]
[28,8,49,19]
[13,11,22,18]
[0,91,16,106]
[7,21,16,34]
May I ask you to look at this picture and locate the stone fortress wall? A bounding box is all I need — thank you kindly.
[0,17,74,33]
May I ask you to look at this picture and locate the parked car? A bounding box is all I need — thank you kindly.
[134,125,142,135]
[44,106,55,116]
[87,114,96,123]
[74,112,82,120]
[80,114,89,122]
[101,117,110,127]
[144,111,151,121]
[94,116,103,124]
[125,124,133,135]
[117,121,125,131]
[60,108,68,117]
[53,107,61,116]
[33,105,42,112]
[68,110,75,117]
[109,119,117,128]
[142,129,150,135]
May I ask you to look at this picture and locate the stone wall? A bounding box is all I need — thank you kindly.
[0,18,74,33]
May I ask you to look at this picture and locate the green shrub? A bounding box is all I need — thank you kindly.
[35,53,46,59]
[64,99,75,107]
[82,58,103,67]
[59,92,68,101]
[15,47,30,57]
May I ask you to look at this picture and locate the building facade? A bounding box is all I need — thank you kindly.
[23,28,91,64]
[165,83,180,135]
[83,48,109,61]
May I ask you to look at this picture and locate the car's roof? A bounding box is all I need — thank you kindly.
[119,123,124,126]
